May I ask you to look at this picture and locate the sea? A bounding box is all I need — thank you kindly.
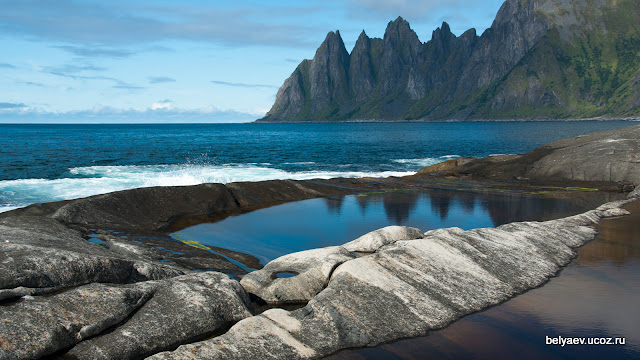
[0,120,636,212]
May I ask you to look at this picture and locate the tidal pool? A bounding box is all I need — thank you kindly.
[169,188,636,359]
[170,188,620,265]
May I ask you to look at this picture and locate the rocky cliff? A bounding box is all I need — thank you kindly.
[258,0,640,122]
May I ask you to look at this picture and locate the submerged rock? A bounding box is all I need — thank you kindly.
[150,198,634,360]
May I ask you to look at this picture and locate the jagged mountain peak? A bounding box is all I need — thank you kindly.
[259,0,640,122]
[314,30,348,60]
[384,16,419,42]
[352,30,372,54]
[388,16,409,27]
[321,30,344,45]
[431,22,455,42]
[357,30,369,41]
[439,22,452,34]
[460,28,477,38]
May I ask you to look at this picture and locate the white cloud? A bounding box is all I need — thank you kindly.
[151,99,173,110]
[0,103,260,123]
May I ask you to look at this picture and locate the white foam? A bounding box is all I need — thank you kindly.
[0,205,20,213]
[0,164,414,213]
[392,156,460,167]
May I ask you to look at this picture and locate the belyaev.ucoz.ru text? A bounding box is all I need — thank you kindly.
[546,336,626,347]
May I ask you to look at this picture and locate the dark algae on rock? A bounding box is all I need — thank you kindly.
[258,0,640,122]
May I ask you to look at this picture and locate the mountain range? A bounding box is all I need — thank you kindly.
[257,0,640,122]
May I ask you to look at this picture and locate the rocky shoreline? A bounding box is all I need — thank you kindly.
[1,125,639,359]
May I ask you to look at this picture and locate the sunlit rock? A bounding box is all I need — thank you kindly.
[240,246,356,305]
[342,225,424,252]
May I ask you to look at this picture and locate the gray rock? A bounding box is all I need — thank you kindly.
[48,183,239,232]
[0,217,184,301]
[240,246,355,305]
[629,185,640,199]
[416,157,476,175]
[342,225,424,252]
[150,199,632,360]
[523,132,640,185]
[0,272,251,360]
[308,31,350,113]
[66,272,252,359]
[0,281,156,360]
[432,125,640,187]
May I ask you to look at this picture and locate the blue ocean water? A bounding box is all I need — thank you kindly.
[0,121,635,212]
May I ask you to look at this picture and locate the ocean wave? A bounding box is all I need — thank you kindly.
[0,164,414,213]
[392,155,460,167]
[0,205,20,213]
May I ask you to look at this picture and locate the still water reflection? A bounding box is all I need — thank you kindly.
[171,189,618,265]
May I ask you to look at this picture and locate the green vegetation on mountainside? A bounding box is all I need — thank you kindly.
[470,0,640,119]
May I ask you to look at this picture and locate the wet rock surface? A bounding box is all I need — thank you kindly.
[0,179,380,234]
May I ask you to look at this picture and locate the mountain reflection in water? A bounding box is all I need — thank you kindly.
[171,188,622,265]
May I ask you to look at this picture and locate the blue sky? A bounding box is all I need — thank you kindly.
[0,0,505,123]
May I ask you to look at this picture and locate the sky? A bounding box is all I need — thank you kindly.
[0,0,505,123]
